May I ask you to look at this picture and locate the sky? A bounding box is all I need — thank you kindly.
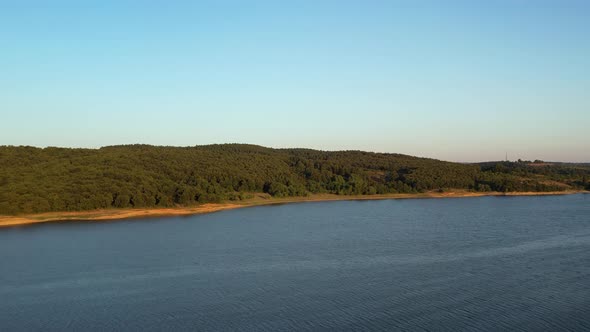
[0,1,588,162]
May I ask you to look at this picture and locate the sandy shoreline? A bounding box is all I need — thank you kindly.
[0,190,586,228]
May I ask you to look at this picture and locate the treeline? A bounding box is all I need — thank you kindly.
[0,144,588,214]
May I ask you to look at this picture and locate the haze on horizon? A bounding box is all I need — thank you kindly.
[1,1,588,163]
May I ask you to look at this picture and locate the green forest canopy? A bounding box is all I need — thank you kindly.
[1,144,589,215]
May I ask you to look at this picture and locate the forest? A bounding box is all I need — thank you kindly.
[1,144,589,215]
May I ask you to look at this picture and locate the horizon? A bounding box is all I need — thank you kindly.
[2,142,588,164]
[1,1,589,162]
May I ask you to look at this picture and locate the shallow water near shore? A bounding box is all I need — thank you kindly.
[1,194,589,331]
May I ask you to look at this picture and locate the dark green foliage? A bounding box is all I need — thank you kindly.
[476,161,590,192]
[0,144,587,215]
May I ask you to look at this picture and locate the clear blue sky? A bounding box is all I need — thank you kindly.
[1,1,588,162]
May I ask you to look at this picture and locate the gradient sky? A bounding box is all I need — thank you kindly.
[1,1,588,162]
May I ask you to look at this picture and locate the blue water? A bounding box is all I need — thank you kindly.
[1,195,589,331]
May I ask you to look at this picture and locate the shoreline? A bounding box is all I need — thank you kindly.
[0,190,586,228]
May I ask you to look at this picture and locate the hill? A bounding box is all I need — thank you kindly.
[1,144,588,215]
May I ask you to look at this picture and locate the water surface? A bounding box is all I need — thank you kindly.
[1,195,589,331]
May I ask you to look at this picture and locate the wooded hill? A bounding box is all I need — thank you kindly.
[1,144,588,215]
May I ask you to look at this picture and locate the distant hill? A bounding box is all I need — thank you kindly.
[1,144,588,215]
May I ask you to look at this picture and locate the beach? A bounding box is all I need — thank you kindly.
[0,190,585,228]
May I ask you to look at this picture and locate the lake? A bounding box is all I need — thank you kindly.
[1,195,589,331]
